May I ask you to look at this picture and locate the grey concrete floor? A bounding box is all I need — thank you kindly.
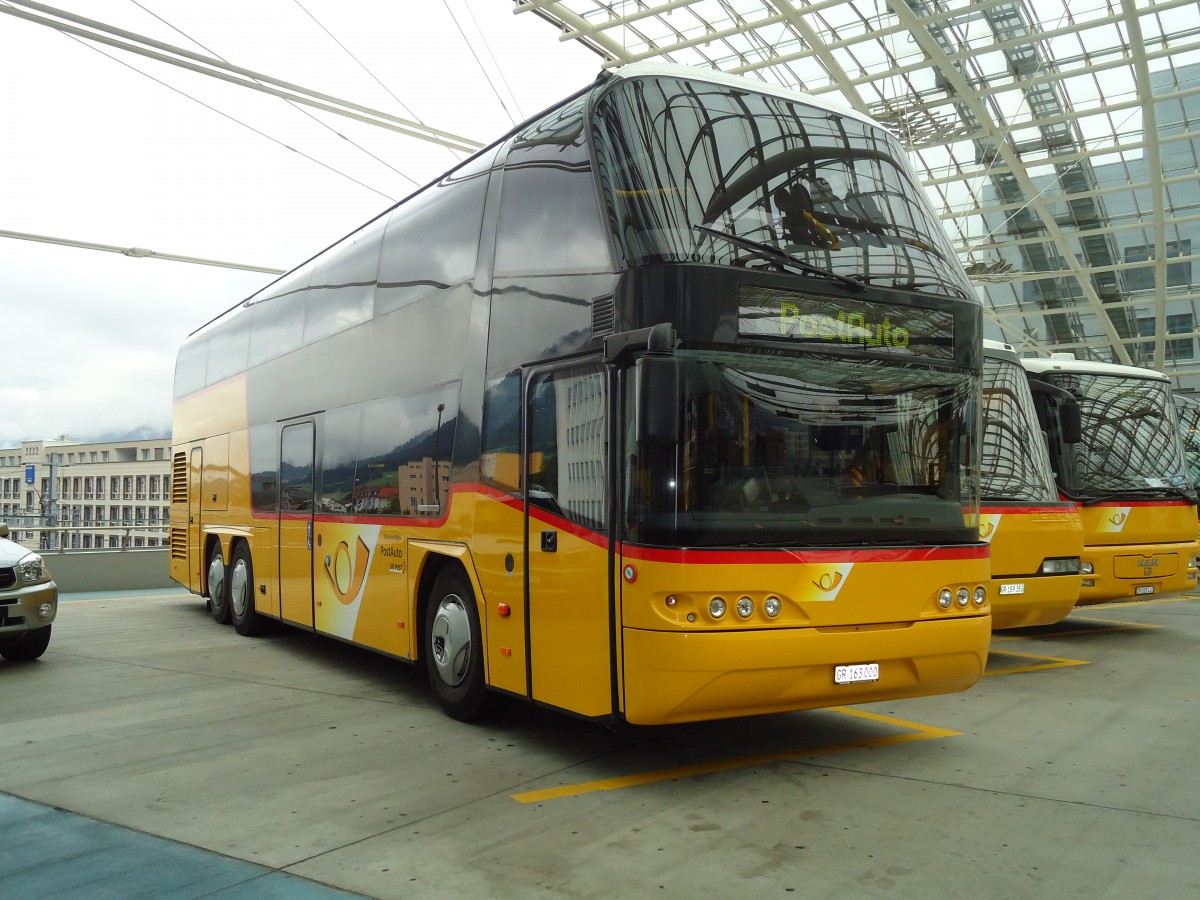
[2,589,1198,899]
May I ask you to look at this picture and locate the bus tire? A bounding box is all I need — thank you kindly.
[206,543,231,624]
[229,543,265,637]
[0,625,52,661]
[424,569,495,721]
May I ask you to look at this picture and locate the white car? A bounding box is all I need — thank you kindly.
[0,523,57,661]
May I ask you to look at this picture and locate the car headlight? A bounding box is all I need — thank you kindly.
[18,552,50,585]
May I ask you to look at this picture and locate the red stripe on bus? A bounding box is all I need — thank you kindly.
[619,544,988,565]
[981,504,1078,515]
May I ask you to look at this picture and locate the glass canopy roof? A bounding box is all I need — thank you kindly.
[515,0,1200,387]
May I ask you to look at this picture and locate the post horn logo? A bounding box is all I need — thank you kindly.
[1109,512,1128,527]
[324,536,371,605]
[813,571,844,592]
[980,521,996,539]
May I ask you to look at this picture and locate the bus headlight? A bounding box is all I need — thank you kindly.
[736,596,754,618]
[1081,561,1094,575]
[1041,557,1081,575]
[973,586,986,606]
[764,596,782,618]
[938,588,953,609]
[956,588,970,607]
[709,597,726,619]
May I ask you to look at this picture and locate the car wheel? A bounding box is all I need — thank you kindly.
[424,568,500,721]
[207,543,231,624]
[229,543,264,637]
[0,625,52,661]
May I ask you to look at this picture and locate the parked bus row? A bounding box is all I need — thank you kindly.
[170,63,1197,726]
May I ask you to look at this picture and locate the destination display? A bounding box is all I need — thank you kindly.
[738,285,955,359]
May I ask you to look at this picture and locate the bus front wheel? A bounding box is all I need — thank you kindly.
[424,569,495,721]
[229,544,264,637]
[207,543,231,624]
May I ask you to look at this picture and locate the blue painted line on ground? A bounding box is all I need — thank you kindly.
[0,793,363,899]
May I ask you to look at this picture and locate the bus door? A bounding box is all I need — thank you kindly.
[187,446,203,591]
[524,364,614,717]
[278,420,316,629]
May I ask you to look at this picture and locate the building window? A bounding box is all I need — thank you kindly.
[1137,313,1194,361]
[1125,240,1193,292]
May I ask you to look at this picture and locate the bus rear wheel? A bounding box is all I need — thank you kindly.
[424,569,497,721]
[207,543,231,624]
[229,544,264,637]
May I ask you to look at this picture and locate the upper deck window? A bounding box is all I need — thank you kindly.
[591,75,974,300]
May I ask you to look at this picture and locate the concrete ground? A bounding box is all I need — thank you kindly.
[2,588,1198,899]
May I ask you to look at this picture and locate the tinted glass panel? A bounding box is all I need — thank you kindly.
[481,370,522,493]
[980,356,1058,502]
[280,423,315,512]
[248,262,313,367]
[376,163,491,316]
[494,97,612,276]
[321,406,361,513]
[528,364,607,530]
[304,216,386,344]
[249,423,278,512]
[204,315,250,385]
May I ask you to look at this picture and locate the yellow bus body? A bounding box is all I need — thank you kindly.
[981,504,1083,629]
[1076,502,1198,604]
[173,376,991,725]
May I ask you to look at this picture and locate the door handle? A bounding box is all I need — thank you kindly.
[541,530,557,553]
[307,520,313,551]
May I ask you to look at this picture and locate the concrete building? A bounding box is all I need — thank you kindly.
[0,437,172,550]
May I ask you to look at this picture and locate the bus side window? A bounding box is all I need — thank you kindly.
[527,366,607,530]
[481,371,522,494]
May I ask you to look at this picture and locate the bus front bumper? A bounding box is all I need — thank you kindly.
[620,614,990,726]
[988,574,1082,630]
[1078,542,1198,605]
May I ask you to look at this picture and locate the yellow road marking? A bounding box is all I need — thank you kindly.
[511,707,959,804]
[983,648,1089,676]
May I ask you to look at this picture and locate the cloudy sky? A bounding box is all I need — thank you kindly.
[0,0,601,446]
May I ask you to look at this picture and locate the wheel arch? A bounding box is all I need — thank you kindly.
[409,543,486,665]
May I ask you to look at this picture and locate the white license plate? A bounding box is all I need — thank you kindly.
[835,663,880,684]
[999,583,1025,595]
[1135,585,1155,595]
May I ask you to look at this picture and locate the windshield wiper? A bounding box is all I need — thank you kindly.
[1077,485,1198,506]
[693,224,865,292]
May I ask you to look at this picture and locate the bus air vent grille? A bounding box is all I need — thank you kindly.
[591,294,615,337]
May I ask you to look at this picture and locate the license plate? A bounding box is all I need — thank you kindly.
[1135,585,1155,596]
[835,663,880,684]
[999,583,1025,595]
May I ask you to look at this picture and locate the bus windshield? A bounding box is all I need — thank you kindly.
[981,356,1058,502]
[1045,373,1189,497]
[625,349,979,547]
[591,74,973,299]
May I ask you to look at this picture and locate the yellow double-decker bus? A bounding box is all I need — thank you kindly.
[171,63,991,725]
[980,341,1082,629]
[1021,355,1198,604]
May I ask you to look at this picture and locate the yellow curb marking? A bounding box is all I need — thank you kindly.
[511,707,959,804]
[983,648,1089,676]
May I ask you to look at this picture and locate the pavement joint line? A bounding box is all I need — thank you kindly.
[509,707,960,804]
[983,648,1090,676]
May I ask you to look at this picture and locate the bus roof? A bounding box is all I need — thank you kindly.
[982,338,1020,364]
[1021,355,1170,382]
[606,61,878,128]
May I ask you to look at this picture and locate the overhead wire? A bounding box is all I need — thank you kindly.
[289,0,460,169]
[442,0,520,126]
[129,0,417,191]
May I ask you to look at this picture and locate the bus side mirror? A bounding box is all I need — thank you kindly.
[636,355,679,446]
[1059,400,1082,444]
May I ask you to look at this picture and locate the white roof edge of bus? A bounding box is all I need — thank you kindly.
[1021,355,1170,381]
[982,338,1016,351]
[609,61,878,127]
